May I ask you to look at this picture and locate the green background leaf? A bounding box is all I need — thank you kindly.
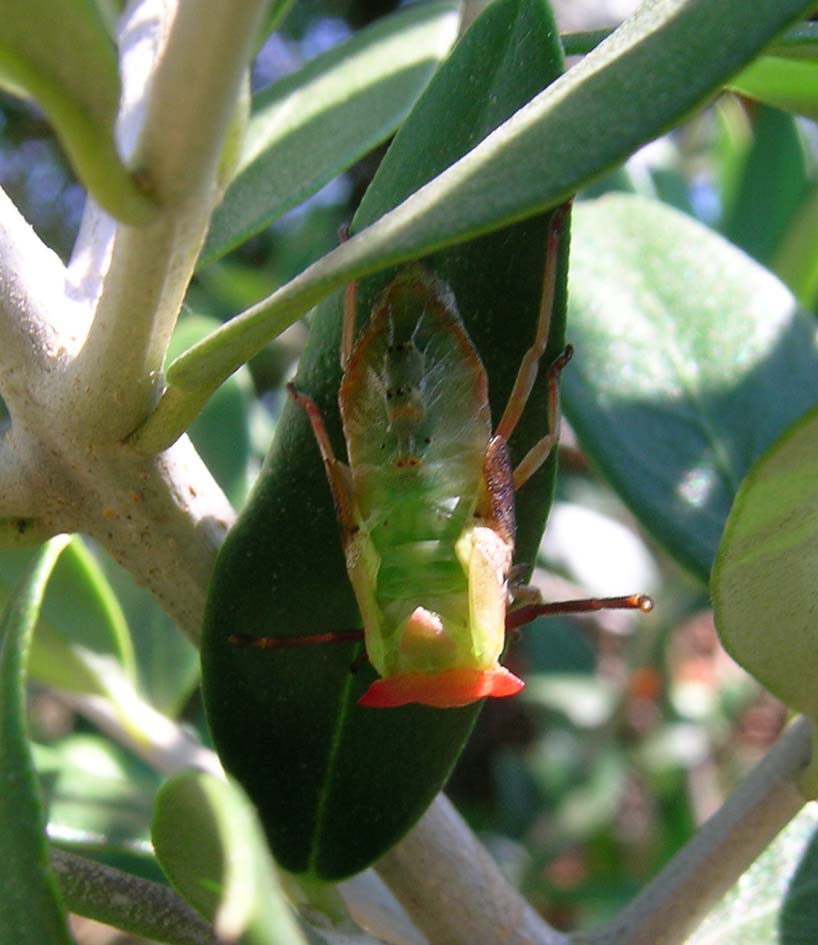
[164,0,815,410]
[563,194,818,580]
[712,403,818,718]
[719,104,809,265]
[730,55,818,122]
[152,771,308,945]
[201,1,460,267]
[0,1,154,223]
[168,314,252,507]
[203,0,567,880]
[0,537,74,945]
[0,537,135,700]
[37,734,159,879]
[687,805,818,945]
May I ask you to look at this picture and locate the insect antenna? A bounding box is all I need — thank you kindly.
[505,594,653,632]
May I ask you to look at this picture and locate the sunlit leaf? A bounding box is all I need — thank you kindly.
[201,1,460,266]
[565,194,818,579]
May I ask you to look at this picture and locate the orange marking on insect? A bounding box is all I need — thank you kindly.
[358,666,525,708]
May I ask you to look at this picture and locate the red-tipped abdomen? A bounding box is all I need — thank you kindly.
[358,666,524,708]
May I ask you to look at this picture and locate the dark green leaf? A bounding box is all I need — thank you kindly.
[564,194,818,580]
[200,1,459,267]
[152,771,308,945]
[0,536,74,945]
[203,0,567,880]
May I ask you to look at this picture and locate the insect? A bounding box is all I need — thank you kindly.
[232,208,652,708]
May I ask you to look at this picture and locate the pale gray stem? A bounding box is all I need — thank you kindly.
[0,185,77,394]
[51,848,220,945]
[69,0,269,440]
[576,716,812,945]
[377,793,570,945]
[0,434,37,519]
[59,689,222,777]
[5,421,233,641]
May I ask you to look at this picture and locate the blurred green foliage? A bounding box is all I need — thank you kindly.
[4,0,818,941]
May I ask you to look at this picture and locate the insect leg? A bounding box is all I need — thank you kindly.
[287,383,358,538]
[495,201,571,443]
[512,345,572,491]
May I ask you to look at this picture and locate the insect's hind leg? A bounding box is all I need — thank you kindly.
[495,201,571,444]
[511,345,572,491]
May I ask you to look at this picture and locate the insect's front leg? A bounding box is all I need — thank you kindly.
[229,386,365,654]
[286,383,358,541]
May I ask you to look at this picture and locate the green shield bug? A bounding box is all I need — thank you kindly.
[233,206,652,708]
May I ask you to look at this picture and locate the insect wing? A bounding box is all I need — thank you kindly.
[340,268,492,518]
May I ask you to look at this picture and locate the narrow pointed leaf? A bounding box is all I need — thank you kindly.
[161,0,814,412]
[200,1,460,267]
[0,536,74,945]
